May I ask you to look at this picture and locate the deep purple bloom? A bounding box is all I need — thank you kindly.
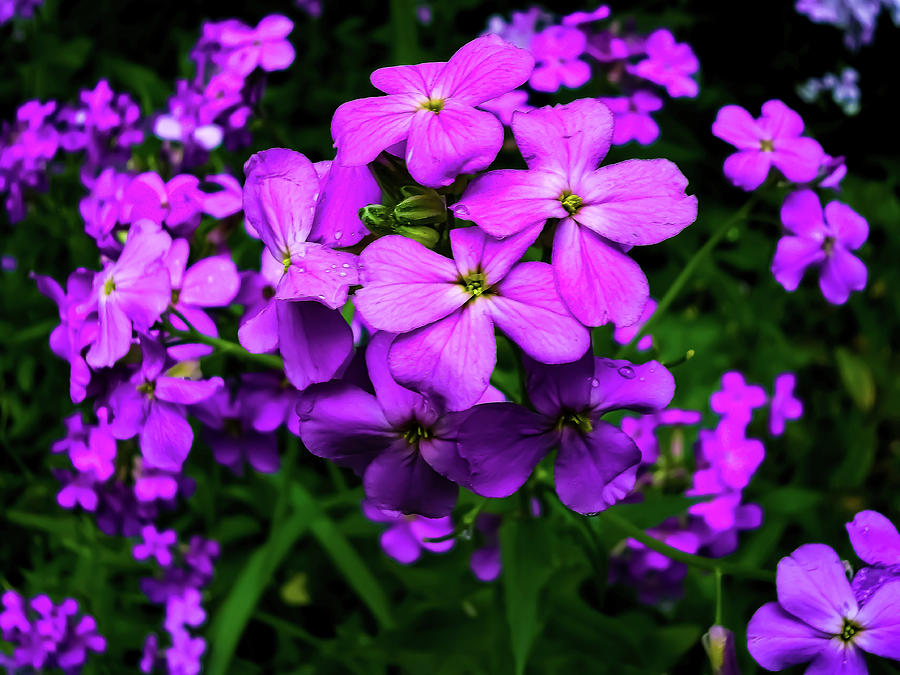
[747,543,900,672]
[772,189,868,304]
[470,513,503,581]
[529,26,591,93]
[769,373,803,436]
[298,332,499,516]
[712,101,826,191]
[453,99,697,327]
[362,499,455,564]
[331,35,534,187]
[627,29,699,98]
[710,371,767,426]
[354,226,589,410]
[846,511,900,606]
[599,91,663,146]
[458,352,674,514]
[218,15,295,75]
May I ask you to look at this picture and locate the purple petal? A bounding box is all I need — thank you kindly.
[276,244,359,309]
[512,99,613,180]
[853,580,900,658]
[589,358,674,414]
[575,159,697,246]
[410,517,455,553]
[524,351,593,418]
[355,235,467,333]
[554,422,640,514]
[259,40,295,72]
[181,257,240,307]
[433,34,534,105]
[389,304,496,411]
[488,261,589,363]
[371,62,443,95]
[242,149,319,259]
[712,105,764,150]
[450,223,541,283]
[552,218,649,327]
[155,376,223,405]
[776,543,857,634]
[140,402,192,471]
[87,296,133,368]
[331,95,417,166]
[746,602,829,670]
[452,168,565,238]
[722,150,771,191]
[770,138,826,184]
[363,440,458,517]
[310,163,379,247]
[759,100,806,139]
[380,524,422,564]
[365,331,436,428]
[825,202,868,250]
[471,546,502,582]
[805,640,867,675]
[846,511,900,566]
[406,101,503,188]
[818,247,867,305]
[457,403,555,497]
[297,381,395,474]
[781,189,826,238]
[771,236,826,292]
[276,301,353,391]
[238,299,279,353]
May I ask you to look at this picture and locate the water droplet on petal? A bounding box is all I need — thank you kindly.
[341,263,350,268]
[331,264,337,269]
[590,378,600,388]
[338,271,347,277]
[617,366,636,379]
[454,205,469,216]
[334,231,343,240]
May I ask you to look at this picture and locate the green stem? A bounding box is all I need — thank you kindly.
[596,509,775,582]
[423,497,488,543]
[164,326,283,370]
[616,195,760,359]
[715,568,724,625]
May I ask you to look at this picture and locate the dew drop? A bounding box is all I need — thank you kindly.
[617,366,636,379]
[297,267,305,273]
[454,205,469,216]
[317,294,325,299]
[331,264,337,269]
[590,378,600,388]
[338,271,347,278]
[334,230,343,240]
[341,263,350,268]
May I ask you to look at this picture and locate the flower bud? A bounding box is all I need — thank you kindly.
[359,204,397,235]
[395,224,440,249]
[394,186,446,226]
[702,626,741,675]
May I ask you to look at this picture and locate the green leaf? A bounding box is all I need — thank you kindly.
[608,494,707,530]
[759,487,822,515]
[501,518,556,675]
[290,483,395,630]
[835,347,875,412]
[643,624,703,671]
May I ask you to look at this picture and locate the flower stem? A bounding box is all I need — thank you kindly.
[595,509,775,582]
[715,568,724,625]
[164,326,284,370]
[616,195,760,358]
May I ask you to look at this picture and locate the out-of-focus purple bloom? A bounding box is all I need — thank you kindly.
[613,297,657,351]
[459,352,674,514]
[486,7,550,49]
[819,154,848,190]
[563,5,611,26]
[796,0,884,48]
[1,254,15,271]
[0,591,106,672]
[134,524,178,566]
[362,499,455,564]
[453,99,697,328]
[122,172,206,235]
[166,629,206,675]
[529,26,591,93]
[769,373,803,436]
[355,226,589,411]
[470,513,503,581]
[772,188,868,304]
[218,15,295,75]
[332,35,534,188]
[710,371,767,426]
[599,91,662,146]
[628,29,699,98]
[164,588,206,634]
[0,0,43,23]
[693,422,764,494]
[296,0,322,18]
[140,634,160,673]
[52,408,117,481]
[1,99,58,223]
[846,510,900,606]
[200,173,242,218]
[712,101,826,191]
[80,168,131,250]
[621,406,701,465]
[747,543,900,672]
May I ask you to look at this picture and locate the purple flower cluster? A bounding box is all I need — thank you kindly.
[0,591,106,672]
[712,99,869,304]
[796,0,900,48]
[0,0,42,23]
[1,100,59,222]
[748,510,900,673]
[485,5,699,146]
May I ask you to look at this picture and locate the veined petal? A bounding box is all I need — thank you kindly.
[365,331,436,428]
[276,301,353,391]
[389,304,495,411]
[776,544,858,634]
[575,159,697,246]
[433,34,534,105]
[331,95,418,166]
[371,62,444,95]
[853,580,900,658]
[275,244,358,309]
[552,219,649,327]
[805,640,867,675]
[310,162,379,247]
[406,101,503,188]
[450,223,541,283]
[524,351,593,418]
[746,602,830,671]
[452,168,566,238]
[488,261,589,363]
[86,296,133,368]
[588,358,674,413]
[155,376,223,405]
[846,511,900,566]
[554,422,640,514]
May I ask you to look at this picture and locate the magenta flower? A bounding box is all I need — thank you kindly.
[562,5,611,26]
[218,15,295,75]
[712,101,826,191]
[453,99,697,327]
[613,297,657,351]
[331,35,534,188]
[710,371,767,426]
[362,499,454,564]
[747,543,900,673]
[457,352,674,514]
[599,91,663,146]
[478,89,533,127]
[354,225,589,410]
[470,513,502,582]
[123,172,205,233]
[85,220,172,369]
[772,189,868,304]
[133,525,177,566]
[769,373,803,436]
[627,29,699,98]
[846,511,900,606]
[529,26,591,93]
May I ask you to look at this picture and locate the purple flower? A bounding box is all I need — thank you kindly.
[694,422,765,491]
[164,588,206,634]
[627,29,699,98]
[134,524,178,566]
[331,35,534,188]
[453,99,697,327]
[478,89,533,126]
[354,226,589,410]
[0,0,43,23]
[84,220,172,369]
[846,510,900,606]
[458,352,674,514]
[599,91,663,146]
[769,373,803,436]
[218,15,295,75]
[710,371,767,426]
[298,332,498,516]
[123,172,205,234]
[485,8,549,49]
[772,189,868,304]
[562,5,611,26]
[621,406,701,465]
[200,173,242,218]
[362,499,454,564]
[1,99,59,223]
[529,26,591,93]
[470,513,503,581]
[712,101,826,191]
[613,297,657,351]
[747,543,900,672]
[166,629,206,675]
[80,168,131,249]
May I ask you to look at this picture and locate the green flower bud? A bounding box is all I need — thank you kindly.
[396,224,440,249]
[394,186,446,226]
[359,204,397,235]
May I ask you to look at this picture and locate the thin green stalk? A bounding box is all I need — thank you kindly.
[715,568,724,625]
[616,195,760,359]
[596,509,774,582]
[164,326,283,370]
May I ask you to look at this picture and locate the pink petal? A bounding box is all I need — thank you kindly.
[781,189,826,238]
[275,244,359,309]
[433,34,534,105]
[846,511,900,566]
[818,247,867,305]
[450,223,541,283]
[711,104,764,150]
[256,14,293,40]
[825,202,868,250]
[155,376,223,405]
[771,236,826,292]
[723,150,772,191]
[238,300,278,353]
[181,256,240,307]
[259,40,295,71]
[759,99,806,139]
[310,163,379,247]
[380,524,422,564]
[331,95,418,167]
[370,62,444,96]
[770,137,826,184]
[86,297,132,368]
[276,301,353,391]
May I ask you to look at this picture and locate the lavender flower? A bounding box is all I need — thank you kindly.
[627,29,699,98]
[599,91,663,146]
[769,373,803,436]
[362,499,455,564]
[529,25,591,93]
[846,510,900,605]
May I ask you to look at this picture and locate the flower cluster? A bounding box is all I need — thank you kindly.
[485,5,699,146]
[712,99,869,304]
[0,0,42,23]
[796,0,900,48]
[0,591,106,672]
[798,67,861,115]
